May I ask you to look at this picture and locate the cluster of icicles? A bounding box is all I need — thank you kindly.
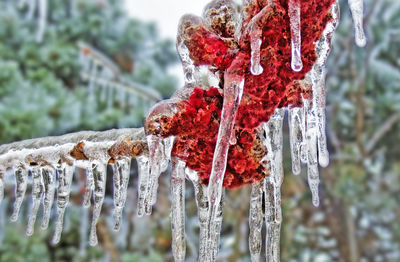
[0,0,366,261]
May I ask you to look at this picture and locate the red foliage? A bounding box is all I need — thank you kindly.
[146,0,335,188]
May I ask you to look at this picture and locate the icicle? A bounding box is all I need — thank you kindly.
[41,167,56,230]
[192,179,209,260]
[79,207,89,254]
[171,159,186,262]
[52,164,74,245]
[136,155,149,217]
[0,173,3,206]
[262,109,285,262]
[250,26,263,75]
[83,164,94,208]
[26,0,36,20]
[36,0,47,42]
[207,189,225,262]
[11,168,28,221]
[348,0,366,47]
[288,0,303,72]
[206,72,244,260]
[89,162,107,246]
[0,198,6,245]
[249,180,264,262]
[111,158,131,231]
[26,167,44,236]
[288,108,303,175]
[303,99,320,207]
[145,135,165,211]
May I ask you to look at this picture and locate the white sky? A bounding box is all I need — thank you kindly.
[125,0,211,40]
[124,0,212,87]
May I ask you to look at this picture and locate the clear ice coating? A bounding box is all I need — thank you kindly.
[348,0,367,47]
[288,0,303,72]
[171,159,186,262]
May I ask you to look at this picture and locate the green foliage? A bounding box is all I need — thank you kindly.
[0,0,178,143]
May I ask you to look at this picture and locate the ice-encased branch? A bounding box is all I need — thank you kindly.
[0,128,147,172]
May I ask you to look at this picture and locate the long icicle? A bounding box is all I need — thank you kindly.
[111,158,131,231]
[249,180,264,262]
[0,173,4,207]
[263,109,285,262]
[206,72,244,261]
[52,164,74,244]
[11,168,28,221]
[83,164,94,208]
[288,108,304,175]
[250,25,264,76]
[41,166,56,230]
[171,158,186,262]
[288,0,303,72]
[348,0,366,47]
[26,167,45,236]
[89,162,107,246]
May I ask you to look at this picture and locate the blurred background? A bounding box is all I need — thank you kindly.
[0,0,399,261]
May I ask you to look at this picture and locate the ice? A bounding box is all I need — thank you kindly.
[89,162,107,246]
[52,164,74,245]
[262,109,285,262]
[36,0,47,42]
[41,167,56,230]
[348,0,367,47]
[136,155,150,217]
[250,26,264,75]
[288,0,303,72]
[249,180,264,262]
[206,72,244,260]
[171,159,186,262]
[111,158,131,231]
[26,167,45,236]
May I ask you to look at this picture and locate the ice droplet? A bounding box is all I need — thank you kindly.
[111,158,131,231]
[52,164,74,245]
[348,0,367,47]
[11,168,28,221]
[171,159,186,262]
[289,0,303,72]
[26,167,45,236]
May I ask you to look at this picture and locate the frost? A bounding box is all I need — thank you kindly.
[289,0,303,72]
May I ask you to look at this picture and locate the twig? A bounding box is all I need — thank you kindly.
[365,113,400,154]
